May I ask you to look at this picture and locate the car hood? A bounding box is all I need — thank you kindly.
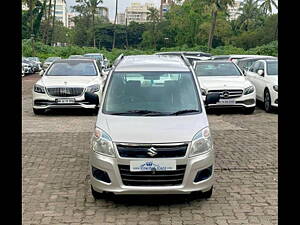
[40,76,99,87]
[197,76,251,90]
[96,113,209,143]
[266,75,278,85]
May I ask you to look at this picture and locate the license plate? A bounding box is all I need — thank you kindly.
[130,160,176,172]
[56,98,75,104]
[217,99,236,104]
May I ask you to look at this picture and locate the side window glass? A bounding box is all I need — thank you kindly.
[258,62,265,71]
[252,62,260,73]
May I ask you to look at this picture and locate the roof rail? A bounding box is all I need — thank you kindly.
[180,53,192,67]
[113,53,124,67]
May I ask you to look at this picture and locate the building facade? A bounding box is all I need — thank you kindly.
[227,0,242,21]
[125,2,156,24]
[117,13,126,25]
[42,0,68,27]
[67,12,77,28]
[97,7,109,19]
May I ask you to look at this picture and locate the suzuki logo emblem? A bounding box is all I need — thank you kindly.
[147,147,158,157]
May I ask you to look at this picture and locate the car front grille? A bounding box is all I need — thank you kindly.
[118,165,186,186]
[208,89,243,99]
[46,87,84,97]
[116,144,188,158]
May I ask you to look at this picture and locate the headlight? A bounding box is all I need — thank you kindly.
[189,127,212,157]
[273,85,278,92]
[244,86,255,95]
[200,88,207,96]
[33,84,45,93]
[91,128,115,157]
[86,84,100,93]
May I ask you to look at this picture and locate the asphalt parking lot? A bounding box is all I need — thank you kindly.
[22,74,278,225]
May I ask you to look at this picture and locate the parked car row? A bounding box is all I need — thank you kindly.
[31,52,277,200]
[22,57,42,76]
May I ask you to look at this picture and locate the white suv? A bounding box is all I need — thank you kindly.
[32,59,106,114]
[86,54,221,199]
[194,60,256,114]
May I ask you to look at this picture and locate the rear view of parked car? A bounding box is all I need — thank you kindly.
[42,57,61,70]
[245,59,278,112]
[22,57,34,75]
[86,54,220,199]
[68,55,85,59]
[194,61,256,114]
[32,59,106,114]
[84,53,107,69]
[27,57,42,72]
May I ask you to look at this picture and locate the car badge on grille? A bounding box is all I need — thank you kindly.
[222,91,230,99]
[147,147,158,157]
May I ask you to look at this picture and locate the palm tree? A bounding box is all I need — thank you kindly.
[23,0,37,36]
[257,0,278,14]
[86,0,103,47]
[256,0,278,39]
[112,0,118,49]
[237,0,261,32]
[205,0,234,50]
[43,0,52,44]
[50,0,57,45]
[147,7,160,49]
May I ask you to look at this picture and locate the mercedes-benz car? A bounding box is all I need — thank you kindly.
[32,59,106,114]
[42,57,61,70]
[194,60,256,114]
[86,54,221,199]
[245,59,278,112]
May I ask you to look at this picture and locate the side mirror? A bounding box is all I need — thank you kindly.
[257,69,264,76]
[39,70,44,76]
[205,93,220,105]
[85,92,99,105]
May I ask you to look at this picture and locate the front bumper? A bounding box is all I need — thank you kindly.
[32,91,97,109]
[204,91,256,109]
[90,148,215,195]
[270,89,278,107]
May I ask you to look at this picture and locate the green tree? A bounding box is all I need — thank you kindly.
[257,0,278,38]
[112,0,118,49]
[236,0,264,32]
[146,7,160,49]
[204,0,234,50]
[75,0,103,47]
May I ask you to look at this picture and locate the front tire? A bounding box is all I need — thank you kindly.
[264,90,273,113]
[202,186,213,199]
[91,186,104,200]
[33,108,45,115]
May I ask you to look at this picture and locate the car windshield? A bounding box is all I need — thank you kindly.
[102,72,201,116]
[84,54,103,61]
[267,61,278,75]
[195,62,242,76]
[46,61,97,76]
[45,57,60,62]
[28,57,39,61]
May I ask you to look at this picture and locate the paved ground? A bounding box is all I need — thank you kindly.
[22,74,278,225]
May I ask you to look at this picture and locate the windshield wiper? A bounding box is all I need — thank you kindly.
[170,109,200,116]
[109,110,166,116]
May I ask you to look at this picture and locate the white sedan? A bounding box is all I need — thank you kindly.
[32,59,106,115]
[245,59,278,112]
[194,60,256,114]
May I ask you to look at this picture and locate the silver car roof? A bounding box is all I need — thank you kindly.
[115,55,190,72]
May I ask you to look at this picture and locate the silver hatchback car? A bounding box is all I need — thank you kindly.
[87,54,220,199]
